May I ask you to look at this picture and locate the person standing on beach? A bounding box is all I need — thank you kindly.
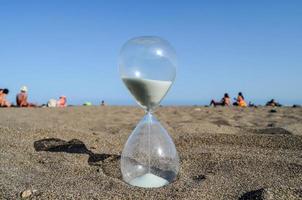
[0,88,11,107]
[16,86,37,107]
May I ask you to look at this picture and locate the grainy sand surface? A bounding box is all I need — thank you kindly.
[0,106,301,199]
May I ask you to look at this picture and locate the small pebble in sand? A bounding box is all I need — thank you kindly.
[20,189,37,198]
[192,174,206,183]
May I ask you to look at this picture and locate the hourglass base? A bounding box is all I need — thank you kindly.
[129,173,169,188]
[121,113,179,188]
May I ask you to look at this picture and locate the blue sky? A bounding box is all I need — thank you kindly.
[0,1,301,105]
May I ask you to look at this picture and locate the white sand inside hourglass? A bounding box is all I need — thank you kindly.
[129,173,169,188]
[122,77,172,109]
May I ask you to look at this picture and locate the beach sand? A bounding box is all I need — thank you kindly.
[0,106,301,199]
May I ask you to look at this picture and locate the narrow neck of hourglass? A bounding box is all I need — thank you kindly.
[144,110,154,125]
[145,110,153,174]
[145,108,154,114]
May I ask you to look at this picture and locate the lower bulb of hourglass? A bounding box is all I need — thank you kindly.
[121,112,179,188]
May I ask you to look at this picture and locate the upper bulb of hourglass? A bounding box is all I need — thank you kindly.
[118,36,177,111]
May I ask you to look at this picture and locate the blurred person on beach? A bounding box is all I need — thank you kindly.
[57,96,67,107]
[233,92,247,107]
[101,100,106,106]
[248,101,257,108]
[83,102,92,106]
[16,86,37,107]
[0,88,11,107]
[266,99,282,107]
[210,93,231,107]
[47,99,57,107]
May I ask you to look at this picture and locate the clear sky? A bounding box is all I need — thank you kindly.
[0,1,301,106]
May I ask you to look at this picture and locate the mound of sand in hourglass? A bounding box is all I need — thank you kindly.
[129,173,169,188]
[122,77,172,109]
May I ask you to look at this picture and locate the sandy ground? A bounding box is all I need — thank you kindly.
[0,106,301,199]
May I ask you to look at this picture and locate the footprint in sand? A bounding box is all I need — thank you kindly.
[239,188,302,200]
[249,128,292,135]
[34,138,121,178]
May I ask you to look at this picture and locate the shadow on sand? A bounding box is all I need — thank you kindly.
[33,138,120,166]
[239,188,265,200]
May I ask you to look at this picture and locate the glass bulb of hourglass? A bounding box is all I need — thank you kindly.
[121,113,179,188]
[119,36,177,111]
[119,36,179,188]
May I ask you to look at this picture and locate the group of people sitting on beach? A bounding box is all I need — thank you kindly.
[2,86,284,108]
[210,92,282,107]
[0,86,67,108]
[47,96,68,108]
[0,87,34,107]
[210,92,246,107]
[1,86,108,108]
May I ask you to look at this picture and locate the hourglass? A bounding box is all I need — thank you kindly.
[119,36,179,188]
